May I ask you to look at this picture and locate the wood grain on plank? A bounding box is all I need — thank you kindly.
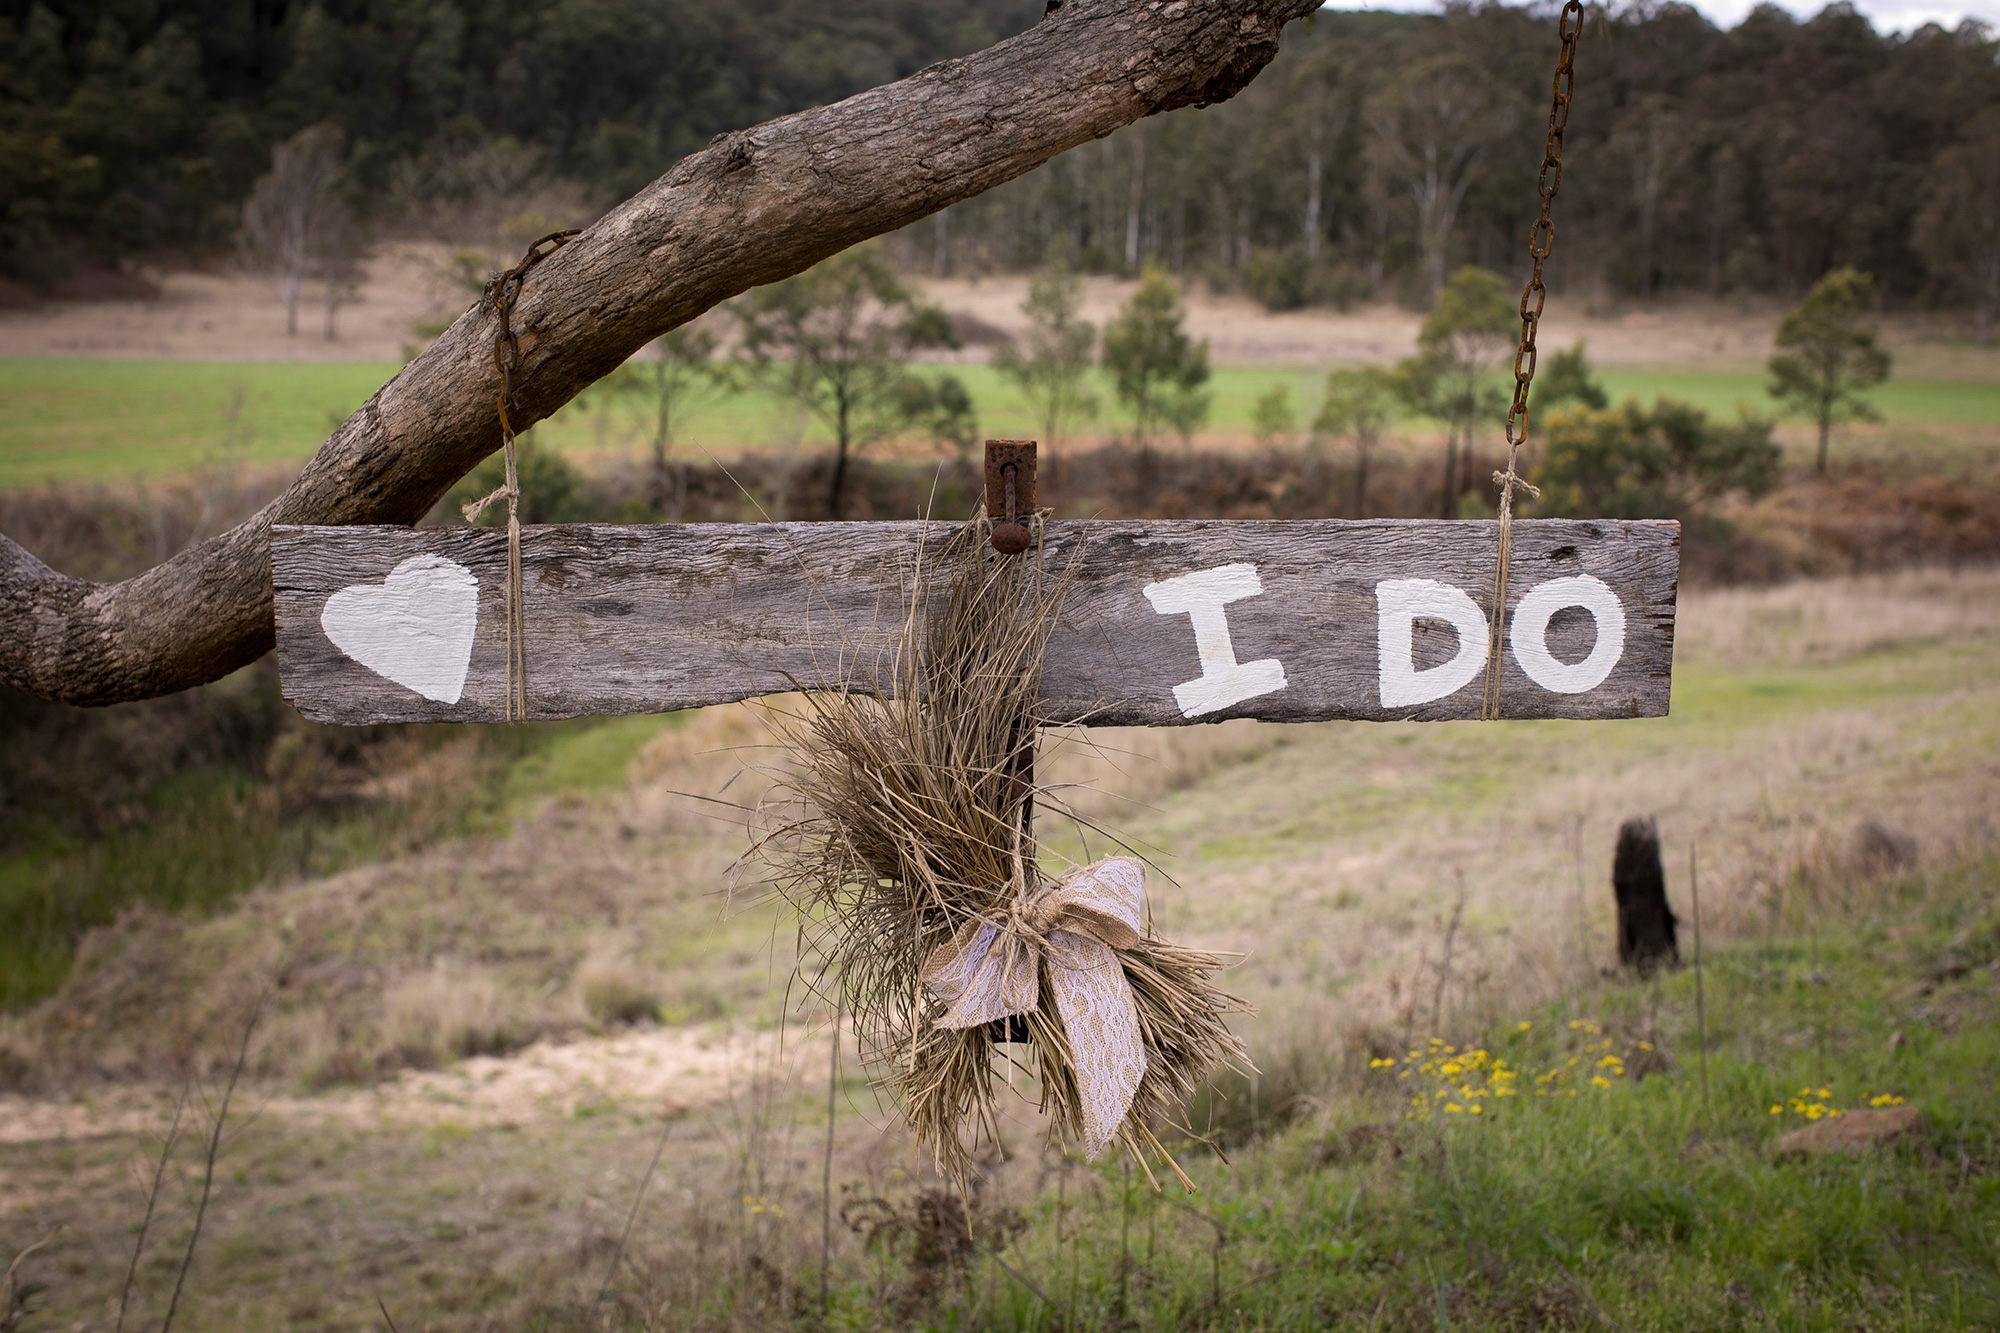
[274,518,1679,727]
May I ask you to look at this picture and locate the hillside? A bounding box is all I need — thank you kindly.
[2,567,1996,1328]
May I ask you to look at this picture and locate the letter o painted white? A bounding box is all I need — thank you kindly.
[1375,579,1490,709]
[1508,575,1626,695]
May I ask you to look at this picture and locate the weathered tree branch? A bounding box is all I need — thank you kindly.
[1,0,1318,708]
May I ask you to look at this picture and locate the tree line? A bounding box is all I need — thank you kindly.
[930,4,2000,320]
[474,246,1892,533]
[0,0,1041,288]
[5,0,1998,323]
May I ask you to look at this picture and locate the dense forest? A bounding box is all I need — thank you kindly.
[939,3,2000,312]
[0,0,1043,285]
[3,0,1998,313]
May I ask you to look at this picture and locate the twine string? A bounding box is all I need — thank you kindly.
[459,228,578,721]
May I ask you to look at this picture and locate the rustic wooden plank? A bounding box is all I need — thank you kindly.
[273,518,1679,727]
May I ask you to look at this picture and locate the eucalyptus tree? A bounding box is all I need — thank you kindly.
[240,125,347,337]
[1398,266,1515,516]
[992,264,1099,455]
[1101,265,1211,456]
[737,246,972,517]
[1314,366,1396,517]
[1767,268,1891,476]
[1366,55,1514,300]
[609,323,743,516]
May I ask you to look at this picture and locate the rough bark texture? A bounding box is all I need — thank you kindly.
[274,517,1680,725]
[1613,816,1680,975]
[0,0,1319,708]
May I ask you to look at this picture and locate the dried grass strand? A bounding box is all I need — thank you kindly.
[740,513,1250,1187]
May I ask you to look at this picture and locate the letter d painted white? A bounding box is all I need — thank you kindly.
[1375,579,1489,709]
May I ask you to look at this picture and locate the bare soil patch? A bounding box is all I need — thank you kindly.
[0,244,453,363]
[0,250,1793,370]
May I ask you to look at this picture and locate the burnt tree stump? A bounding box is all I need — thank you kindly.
[1613,817,1679,975]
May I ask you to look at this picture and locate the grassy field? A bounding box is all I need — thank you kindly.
[0,682,680,1009]
[3,569,1996,1329]
[8,356,2000,489]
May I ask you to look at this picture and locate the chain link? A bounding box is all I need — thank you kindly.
[1484,0,1584,721]
[1505,0,1583,455]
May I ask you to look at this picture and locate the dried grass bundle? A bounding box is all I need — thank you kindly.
[744,516,1249,1187]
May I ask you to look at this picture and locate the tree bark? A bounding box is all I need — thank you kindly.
[0,0,1317,708]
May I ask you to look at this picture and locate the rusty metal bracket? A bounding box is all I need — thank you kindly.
[983,439,1037,556]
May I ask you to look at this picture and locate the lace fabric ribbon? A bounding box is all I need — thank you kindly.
[920,857,1149,1158]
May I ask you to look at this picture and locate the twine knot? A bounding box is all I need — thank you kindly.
[920,857,1148,1157]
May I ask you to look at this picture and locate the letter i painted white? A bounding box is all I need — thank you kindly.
[1143,563,1288,719]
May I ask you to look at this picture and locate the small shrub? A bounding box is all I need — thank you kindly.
[1534,396,1781,520]
[576,945,661,1026]
[1306,260,1371,311]
[383,961,518,1066]
[1250,383,1296,447]
[1244,249,1307,312]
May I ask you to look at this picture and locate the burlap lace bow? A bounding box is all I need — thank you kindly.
[920,857,1148,1158]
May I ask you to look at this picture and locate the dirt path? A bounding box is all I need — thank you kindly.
[0,1020,822,1146]
[0,244,450,363]
[0,244,1789,369]
[922,274,1782,368]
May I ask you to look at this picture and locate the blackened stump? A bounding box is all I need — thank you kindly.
[1613,817,1679,975]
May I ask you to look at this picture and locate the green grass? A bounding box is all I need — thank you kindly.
[893,859,2000,1332]
[496,710,678,813]
[1595,367,2000,427]
[0,696,677,1009]
[0,358,402,488]
[10,356,1999,489]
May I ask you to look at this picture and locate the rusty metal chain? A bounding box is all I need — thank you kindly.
[1484,0,1584,721]
[462,228,579,721]
[487,229,579,438]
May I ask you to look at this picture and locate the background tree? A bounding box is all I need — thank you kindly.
[240,125,346,337]
[1913,110,2000,343]
[1251,384,1297,448]
[1611,95,1689,302]
[1366,55,1512,300]
[991,264,1098,454]
[1767,267,1892,476]
[1313,365,1396,516]
[1530,341,1610,416]
[11,3,2000,318]
[314,178,365,342]
[607,324,743,517]
[1398,265,1514,516]
[1101,265,1211,456]
[736,247,970,516]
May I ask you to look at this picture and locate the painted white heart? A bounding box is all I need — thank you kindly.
[320,554,480,704]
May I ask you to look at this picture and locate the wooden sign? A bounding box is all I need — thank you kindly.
[274,517,1678,727]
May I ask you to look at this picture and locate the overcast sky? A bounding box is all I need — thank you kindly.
[1318,0,1998,36]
